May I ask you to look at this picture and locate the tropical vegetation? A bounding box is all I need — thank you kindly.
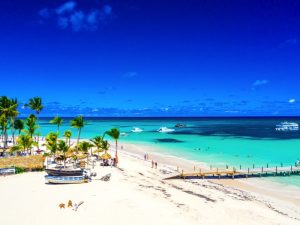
[0,95,120,172]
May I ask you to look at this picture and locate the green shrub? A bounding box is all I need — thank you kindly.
[14,166,26,174]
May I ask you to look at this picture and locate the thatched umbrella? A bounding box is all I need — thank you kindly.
[100,153,111,160]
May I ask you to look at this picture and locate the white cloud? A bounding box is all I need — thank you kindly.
[70,11,85,31]
[39,8,51,18]
[57,17,69,29]
[252,80,269,87]
[103,5,112,15]
[56,1,77,15]
[92,109,99,112]
[288,99,296,103]
[279,38,298,48]
[225,110,239,113]
[39,2,113,32]
[123,72,138,78]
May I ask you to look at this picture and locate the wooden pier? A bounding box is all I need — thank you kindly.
[165,165,300,180]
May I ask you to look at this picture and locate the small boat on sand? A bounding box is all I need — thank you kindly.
[45,168,84,176]
[45,175,88,184]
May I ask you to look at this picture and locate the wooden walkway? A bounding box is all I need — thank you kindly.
[165,165,300,180]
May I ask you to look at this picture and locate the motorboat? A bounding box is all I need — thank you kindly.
[131,127,143,133]
[157,127,175,133]
[175,123,186,128]
[275,122,299,131]
[120,132,128,137]
[45,175,88,184]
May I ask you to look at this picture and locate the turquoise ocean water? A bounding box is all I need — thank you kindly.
[37,117,300,187]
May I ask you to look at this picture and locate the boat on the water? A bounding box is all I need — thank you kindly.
[275,122,299,131]
[45,175,88,184]
[175,123,186,128]
[131,127,143,133]
[157,127,175,133]
[45,168,84,176]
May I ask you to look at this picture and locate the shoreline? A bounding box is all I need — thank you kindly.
[118,141,300,207]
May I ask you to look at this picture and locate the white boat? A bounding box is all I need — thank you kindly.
[131,127,143,133]
[45,175,88,184]
[157,127,175,133]
[120,132,128,137]
[275,122,299,131]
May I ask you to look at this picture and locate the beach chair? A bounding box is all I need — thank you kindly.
[100,173,111,181]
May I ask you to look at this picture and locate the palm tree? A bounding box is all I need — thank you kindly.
[44,132,58,157]
[63,130,72,147]
[90,136,104,156]
[77,141,94,166]
[105,128,120,164]
[8,98,19,144]
[50,116,63,132]
[14,134,37,155]
[101,139,110,154]
[25,114,37,138]
[14,119,24,135]
[0,114,8,149]
[25,97,43,148]
[0,96,18,149]
[57,140,69,168]
[70,115,85,144]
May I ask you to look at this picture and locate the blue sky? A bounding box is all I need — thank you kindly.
[0,0,299,116]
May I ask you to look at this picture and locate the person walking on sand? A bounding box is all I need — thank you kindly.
[151,160,154,168]
[155,162,157,169]
[144,154,147,160]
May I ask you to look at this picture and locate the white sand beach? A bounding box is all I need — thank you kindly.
[1,142,300,225]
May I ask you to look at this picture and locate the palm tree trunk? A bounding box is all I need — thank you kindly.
[77,128,81,144]
[115,140,118,163]
[37,114,40,150]
[3,127,8,149]
[64,152,66,168]
[11,120,15,144]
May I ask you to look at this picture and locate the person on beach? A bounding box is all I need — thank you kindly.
[151,160,154,168]
[155,162,157,169]
[144,154,147,160]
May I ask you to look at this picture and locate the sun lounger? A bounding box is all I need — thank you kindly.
[73,201,84,211]
[100,173,111,181]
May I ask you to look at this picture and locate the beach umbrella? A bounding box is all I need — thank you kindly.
[100,153,111,160]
